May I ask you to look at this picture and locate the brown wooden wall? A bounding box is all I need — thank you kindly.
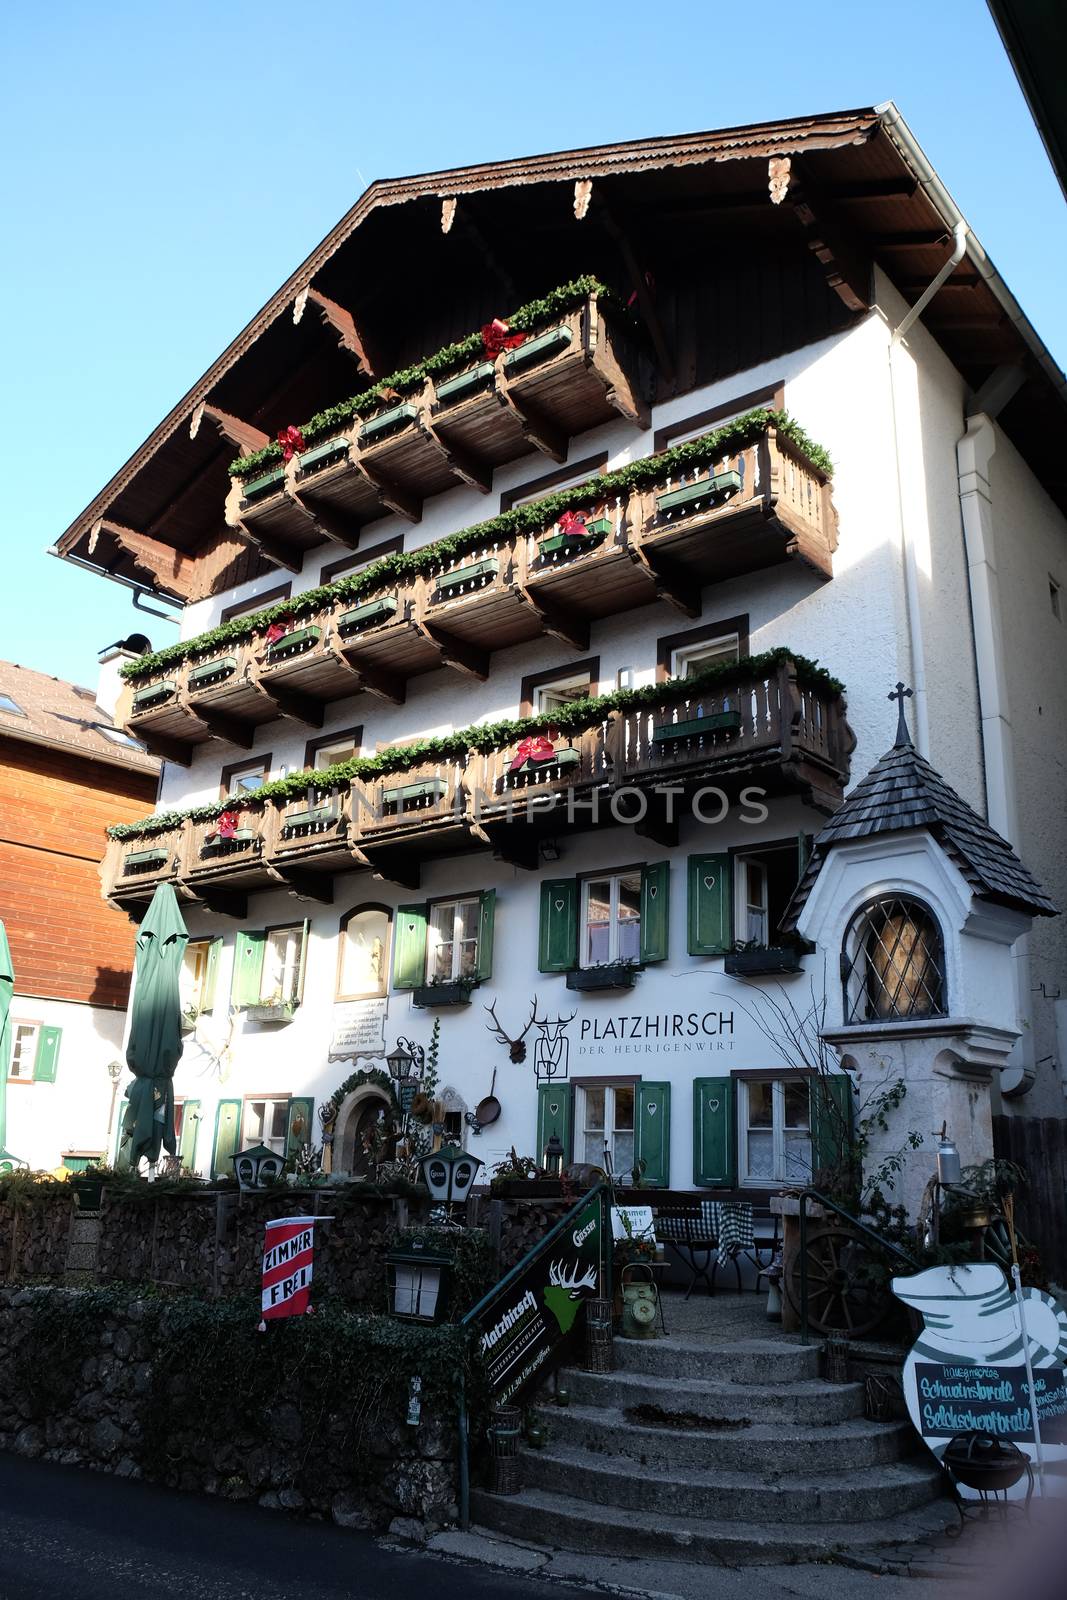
[0,737,156,1008]
[992,1114,1067,1284]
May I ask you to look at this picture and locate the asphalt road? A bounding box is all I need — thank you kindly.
[0,1455,585,1600]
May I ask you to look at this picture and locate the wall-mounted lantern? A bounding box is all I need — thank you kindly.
[542,1134,565,1179]
[386,1240,452,1323]
[231,1143,285,1190]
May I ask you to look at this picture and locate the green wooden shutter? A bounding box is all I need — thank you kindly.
[286,1096,314,1157]
[475,890,496,981]
[687,853,733,955]
[635,1081,671,1187]
[114,1126,133,1172]
[811,1074,855,1186]
[212,1099,242,1179]
[536,1083,573,1163]
[179,1099,201,1172]
[538,879,578,973]
[231,930,266,1008]
[393,903,428,989]
[33,1026,61,1083]
[639,862,670,964]
[694,1077,737,1187]
[203,938,223,1010]
[294,919,311,1003]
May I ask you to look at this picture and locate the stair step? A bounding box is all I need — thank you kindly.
[518,1443,941,1523]
[544,1404,918,1472]
[612,1334,821,1383]
[470,1486,955,1567]
[561,1365,867,1423]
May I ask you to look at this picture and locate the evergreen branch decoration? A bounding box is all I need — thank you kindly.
[107,645,845,839]
[120,407,832,685]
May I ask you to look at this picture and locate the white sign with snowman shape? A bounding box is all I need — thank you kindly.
[892,1263,1067,1497]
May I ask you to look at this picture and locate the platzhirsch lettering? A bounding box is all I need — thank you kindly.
[480,1289,538,1354]
[579,1012,734,1040]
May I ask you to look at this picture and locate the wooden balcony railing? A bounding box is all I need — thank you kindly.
[352,756,467,852]
[102,823,187,908]
[184,806,272,894]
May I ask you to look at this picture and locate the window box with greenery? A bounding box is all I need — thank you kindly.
[130,679,178,712]
[392,892,495,993]
[264,625,322,665]
[537,513,612,563]
[239,464,287,507]
[539,865,669,978]
[723,943,803,977]
[231,921,309,1022]
[654,468,743,518]
[566,961,638,993]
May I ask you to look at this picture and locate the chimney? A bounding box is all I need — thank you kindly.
[96,635,152,721]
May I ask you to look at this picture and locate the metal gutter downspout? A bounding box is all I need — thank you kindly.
[886,220,969,757]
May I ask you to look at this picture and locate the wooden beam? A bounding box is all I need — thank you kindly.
[301,287,376,379]
[634,803,679,850]
[418,622,489,680]
[294,491,364,549]
[367,852,421,891]
[353,661,406,705]
[355,460,422,524]
[870,230,952,250]
[966,363,1026,420]
[255,681,325,728]
[628,542,700,618]
[418,416,492,494]
[233,518,304,574]
[195,889,248,919]
[190,403,270,456]
[88,519,198,601]
[775,158,872,314]
[514,584,590,652]
[266,864,334,904]
[126,726,193,767]
[450,198,518,302]
[497,384,568,462]
[186,703,256,749]
[592,188,675,384]
[491,829,541,872]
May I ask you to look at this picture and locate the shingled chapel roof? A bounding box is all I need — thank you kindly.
[782,695,1057,929]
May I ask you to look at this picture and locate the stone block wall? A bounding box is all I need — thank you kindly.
[0,1191,74,1280]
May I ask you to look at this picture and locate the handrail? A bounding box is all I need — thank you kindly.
[457,1181,610,1529]
[797,1187,917,1346]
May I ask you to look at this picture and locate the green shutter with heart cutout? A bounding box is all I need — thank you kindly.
[687,853,732,955]
[538,879,577,973]
[536,1083,573,1162]
[635,1081,670,1187]
[286,1097,315,1158]
[475,890,496,981]
[33,1026,62,1083]
[211,1099,242,1179]
[393,903,428,989]
[639,862,670,963]
[179,1100,201,1171]
[811,1073,854,1185]
[693,1077,736,1186]
[231,929,266,1008]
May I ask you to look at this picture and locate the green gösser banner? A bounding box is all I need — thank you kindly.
[471,1191,604,1405]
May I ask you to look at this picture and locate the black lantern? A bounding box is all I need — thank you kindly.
[231,1143,285,1190]
[386,1240,452,1323]
[387,1036,425,1084]
[416,1143,484,1210]
[543,1133,565,1179]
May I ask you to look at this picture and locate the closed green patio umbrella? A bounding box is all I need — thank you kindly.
[0,921,13,1161]
[122,883,189,1166]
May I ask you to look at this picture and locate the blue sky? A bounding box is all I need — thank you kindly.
[4,0,1064,689]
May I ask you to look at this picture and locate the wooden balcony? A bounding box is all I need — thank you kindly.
[183,806,273,915]
[184,640,277,747]
[254,610,363,725]
[125,674,211,765]
[267,782,356,901]
[102,823,187,912]
[631,426,836,590]
[351,756,469,887]
[520,498,658,625]
[420,538,543,670]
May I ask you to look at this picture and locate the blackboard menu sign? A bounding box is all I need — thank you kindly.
[915,1362,1067,1445]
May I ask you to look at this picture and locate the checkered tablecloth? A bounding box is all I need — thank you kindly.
[701,1200,755,1268]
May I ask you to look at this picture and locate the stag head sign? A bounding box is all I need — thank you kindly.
[484,997,575,1080]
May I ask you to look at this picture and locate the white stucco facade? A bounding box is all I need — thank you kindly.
[4,994,125,1172]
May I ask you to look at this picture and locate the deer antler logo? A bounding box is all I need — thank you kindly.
[532,1006,576,1082]
[484,996,538,1063]
[543,1257,598,1335]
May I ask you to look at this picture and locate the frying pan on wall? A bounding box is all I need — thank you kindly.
[475,1068,500,1127]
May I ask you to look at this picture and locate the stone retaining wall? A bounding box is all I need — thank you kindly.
[0,1193,74,1280]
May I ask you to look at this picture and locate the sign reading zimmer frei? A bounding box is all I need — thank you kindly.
[468,1192,603,1404]
[259,1215,332,1330]
[892,1263,1067,1497]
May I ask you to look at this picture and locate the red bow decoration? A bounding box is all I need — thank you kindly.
[509,735,558,771]
[481,318,527,358]
[215,810,245,841]
[558,510,589,538]
[277,425,305,462]
[264,618,292,646]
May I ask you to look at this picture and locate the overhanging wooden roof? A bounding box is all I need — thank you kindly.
[55,104,1067,591]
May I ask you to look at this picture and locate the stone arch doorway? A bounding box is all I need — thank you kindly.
[333,1084,395,1177]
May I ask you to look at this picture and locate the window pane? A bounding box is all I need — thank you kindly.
[536,677,591,713]
[617,875,641,963]
[11,1024,37,1079]
[674,635,739,678]
[584,1087,605,1130]
[247,1102,266,1141]
[232,768,266,794]
[270,1102,289,1140]
[584,881,611,966]
[748,1082,773,1128]
[613,1132,636,1176]
[428,902,455,981]
[746,1130,775,1179]
[316,741,358,769]
[783,1080,810,1130]
[582,1130,605,1165]
[430,940,454,982]
[614,1085,635,1131]
[784,1132,813,1182]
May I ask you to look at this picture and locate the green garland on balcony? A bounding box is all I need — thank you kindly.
[121,407,832,685]
[230,275,625,478]
[107,647,844,840]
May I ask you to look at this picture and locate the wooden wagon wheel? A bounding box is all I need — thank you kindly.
[782,1225,891,1338]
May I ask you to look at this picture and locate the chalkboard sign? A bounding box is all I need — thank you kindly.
[915,1362,1067,1445]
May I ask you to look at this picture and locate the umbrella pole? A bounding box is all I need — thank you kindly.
[1003,1193,1044,1494]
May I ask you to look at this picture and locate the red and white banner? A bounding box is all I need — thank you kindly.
[259,1215,331,1328]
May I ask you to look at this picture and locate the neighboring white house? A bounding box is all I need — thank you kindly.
[55,108,1066,1218]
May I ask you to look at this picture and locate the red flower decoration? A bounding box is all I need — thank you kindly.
[509,735,558,771]
[558,510,589,538]
[264,618,292,646]
[481,318,527,359]
[276,425,305,462]
[216,810,245,841]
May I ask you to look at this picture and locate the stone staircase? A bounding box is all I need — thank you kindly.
[471,1295,953,1567]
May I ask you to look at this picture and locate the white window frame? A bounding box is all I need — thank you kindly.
[510,465,599,510]
[243,1096,290,1156]
[0,693,26,717]
[580,871,642,968]
[314,735,361,770]
[533,671,593,715]
[260,925,304,1005]
[734,854,770,944]
[575,1081,636,1173]
[670,632,740,679]
[180,940,214,1018]
[8,1022,40,1081]
[738,1078,813,1188]
[224,761,270,798]
[426,896,481,983]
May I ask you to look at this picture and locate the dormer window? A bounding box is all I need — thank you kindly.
[842,896,945,1023]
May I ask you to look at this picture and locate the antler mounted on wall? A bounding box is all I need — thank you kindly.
[484,996,538,1063]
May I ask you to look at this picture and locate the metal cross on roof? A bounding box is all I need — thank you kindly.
[888,682,913,748]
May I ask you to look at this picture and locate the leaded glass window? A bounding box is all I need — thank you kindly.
[842,897,945,1023]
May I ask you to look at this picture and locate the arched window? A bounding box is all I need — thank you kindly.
[842,896,946,1023]
[336,904,391,1000]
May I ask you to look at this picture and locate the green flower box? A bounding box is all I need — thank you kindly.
[538,529,606,561]
[131,680,177,709]
[434,362,495,407]
[360,403,418,443]
[266,625,322,663]
[282,803,339,831]
[382,777,447,807]
[503,324,573,372]
[245,1000,299,1024]
[122,847,169,872]
[651,710,742,743]
[435,558,499,599]
[201,827,256,854]
[724,946,803,977]
[566,963,637,993]
[655,470,742,517]
[338,596,399,635]
[511,747,580,778]
[296,437,349,477]
[240,466,286,505]
[188,656,237,688]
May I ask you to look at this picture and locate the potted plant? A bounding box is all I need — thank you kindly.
[566,960,639,993]
[245,991,299,1024]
